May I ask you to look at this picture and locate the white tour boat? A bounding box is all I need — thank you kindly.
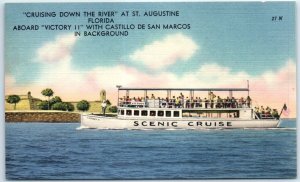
[81,85,284,129]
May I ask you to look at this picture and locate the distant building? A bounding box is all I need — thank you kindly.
[5,92,41,110]
[100,89,106,102]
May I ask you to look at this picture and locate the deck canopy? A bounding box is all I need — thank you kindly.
[117,87,250,101]
[116,85,251,107]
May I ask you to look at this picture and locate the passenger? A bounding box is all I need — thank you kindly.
[254,107,259,113]
[145,96,149,107]
[242,97,246,107]
[214,96,218,108]
[199,97,202,108]
[171,96,176,108]
[238,97,243,108]
[158,97,161,108]
[232,97,238,108]
[222,98,226,108]
[246,96,252,108]
[101,100,107,115]
[210,98,214,108]
[266,106,271,117]
[261,106,265,114]
[225,97,230,108]
[229,97,233,108]
[191,97,195,108]
[180,93,184,108]
[216,96,222,108]
[235,98,239,108]
[208,91,214,100]
[151,94,155,99]
[126,96,131,106]
[204,98,208,108]
[260,106,265,118]
[175,97,180,108]
[137,97,141,102]
[195,97,199,107]
[180,92,184,98]
[186,97,190,108]
[272,109,279,119]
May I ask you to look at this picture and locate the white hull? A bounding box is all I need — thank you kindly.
[80,114,280,130]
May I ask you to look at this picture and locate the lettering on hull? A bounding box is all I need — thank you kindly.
[133,121,232,127]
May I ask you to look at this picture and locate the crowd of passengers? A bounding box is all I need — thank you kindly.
[119,91,252,109]
[254,106,279,119]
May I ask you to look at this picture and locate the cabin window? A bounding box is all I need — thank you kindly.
[126,110,132,116]
[174,111,180,117]
[141,110,148,116]
[150,110,156,116]
[166,111,171,117]
[134,110,139,116]
[158,111,164,117]
[120,109,124,115]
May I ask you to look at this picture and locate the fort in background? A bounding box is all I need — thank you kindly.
[5,91,106,113]
[5,91,108,122]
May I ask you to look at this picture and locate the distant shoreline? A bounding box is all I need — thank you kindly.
[5,111,117,123]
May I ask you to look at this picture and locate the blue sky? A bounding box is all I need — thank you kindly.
[6,2,295,83]
[5,2,296,116]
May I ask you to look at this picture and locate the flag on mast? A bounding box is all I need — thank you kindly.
[279,103,289,117]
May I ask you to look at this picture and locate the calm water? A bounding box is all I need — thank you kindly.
[6,119,296,180]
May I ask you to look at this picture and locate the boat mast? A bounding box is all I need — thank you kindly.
[116,85,122,107]
[247,80,250,97]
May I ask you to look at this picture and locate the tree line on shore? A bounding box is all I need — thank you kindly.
[6,88,117,113]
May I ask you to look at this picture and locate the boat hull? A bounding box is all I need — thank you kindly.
[80,114,280,129]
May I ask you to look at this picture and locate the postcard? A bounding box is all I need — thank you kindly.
[4,2,296,180]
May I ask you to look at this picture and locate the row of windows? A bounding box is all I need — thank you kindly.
[119,109,180,117]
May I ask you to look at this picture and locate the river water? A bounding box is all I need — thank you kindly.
[5,119,296,180]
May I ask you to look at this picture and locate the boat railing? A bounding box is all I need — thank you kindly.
[119,99,251,109]
[254,112,276,120]
[260,113,276,119]
[120,101,145,108]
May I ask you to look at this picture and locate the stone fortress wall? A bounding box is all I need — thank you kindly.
[5,90,108,113]
[5,92,41,110]
[5,111,80,122]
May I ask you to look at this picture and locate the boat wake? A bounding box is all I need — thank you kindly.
[76,127,296,131]
[244,127,296,131]
[76,126,91,130]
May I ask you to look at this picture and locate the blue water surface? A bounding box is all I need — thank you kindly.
[5,120,296,180]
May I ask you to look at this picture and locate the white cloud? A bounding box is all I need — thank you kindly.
[130,33,198,70]
[37,33,77,63]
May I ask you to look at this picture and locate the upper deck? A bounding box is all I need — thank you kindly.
[115,84,276,120]
[117,86,251,109]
